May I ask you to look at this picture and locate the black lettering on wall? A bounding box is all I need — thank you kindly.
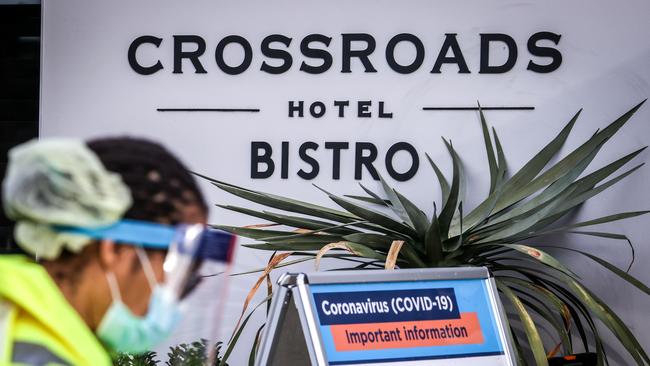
[288,101,304,117]
[431,34,470,74]
[385,33,425,74]
[300,34,333,74]
[378,102,393,118]
[173,35,207,74]
[355,142,379,180]
[341,33,377,73]
[527,31,562,73]
[479,33,518,74]
[334,100,350,117]
[310,101,326,118]
[251,141,274,179]
[385,142,419,181]
[281,141,289,179]
[298,142,320,179]
[128,35,164,75]
[260,34,293,74]
[358,101,371,118]
[215,35,253,75]
[325,142,349,180]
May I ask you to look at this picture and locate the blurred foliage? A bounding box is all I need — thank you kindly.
[113,340,227,366]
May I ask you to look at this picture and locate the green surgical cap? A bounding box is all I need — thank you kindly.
[2,139,132,259]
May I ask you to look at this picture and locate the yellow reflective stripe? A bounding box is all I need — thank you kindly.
[0,256,111,365]
[0,299,14,362]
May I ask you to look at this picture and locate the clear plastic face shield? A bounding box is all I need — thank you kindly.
[56,219,237,354]
[163,224,237,362]
[164,223,237,301]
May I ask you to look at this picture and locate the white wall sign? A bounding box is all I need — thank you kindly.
[41,0,650,363]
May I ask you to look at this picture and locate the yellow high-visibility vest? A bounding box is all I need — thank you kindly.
[0,255,111,365]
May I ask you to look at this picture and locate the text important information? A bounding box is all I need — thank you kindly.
[310,279,508,365]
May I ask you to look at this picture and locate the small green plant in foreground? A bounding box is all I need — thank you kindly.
[201,101,650,365]
[113,340,227,366]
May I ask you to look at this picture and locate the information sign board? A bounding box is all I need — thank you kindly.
[256,267,515,366]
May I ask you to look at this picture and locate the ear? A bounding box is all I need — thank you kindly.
[97,239,119,271]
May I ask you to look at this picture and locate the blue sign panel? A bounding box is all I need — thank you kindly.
[309,278,509,365]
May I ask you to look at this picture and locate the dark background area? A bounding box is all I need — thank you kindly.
[0,4,41,252]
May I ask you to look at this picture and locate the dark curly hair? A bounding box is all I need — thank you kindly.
[86,137,208,225]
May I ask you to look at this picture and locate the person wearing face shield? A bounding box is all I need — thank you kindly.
[0,137,233,365]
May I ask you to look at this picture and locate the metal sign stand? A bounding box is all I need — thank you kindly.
[255,267,518,366]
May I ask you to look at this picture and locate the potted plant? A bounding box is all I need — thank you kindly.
[201,101,649,365]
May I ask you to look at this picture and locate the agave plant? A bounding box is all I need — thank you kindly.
[198,101,649,365]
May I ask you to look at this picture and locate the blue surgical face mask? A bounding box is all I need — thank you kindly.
[56,219,236,352]
[96,248,182,353]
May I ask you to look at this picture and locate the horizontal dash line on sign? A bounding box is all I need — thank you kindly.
[157,108,260,112]
[422,106,535,111]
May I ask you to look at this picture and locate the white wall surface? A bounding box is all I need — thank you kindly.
[40,1,650,364]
